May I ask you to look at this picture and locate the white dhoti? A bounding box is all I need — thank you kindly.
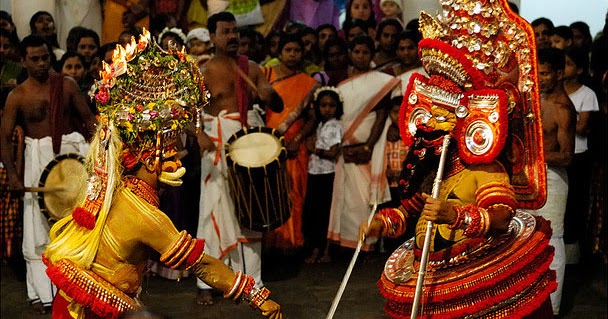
[23,132,89,305]
[196,111,263,290]
[530,166,567,315]
[328,71,398,250]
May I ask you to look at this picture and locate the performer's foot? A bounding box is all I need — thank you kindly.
[196,289,215,306]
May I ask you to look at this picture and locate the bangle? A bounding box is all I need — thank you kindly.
[246,287,271,309]
[293,133,302,143]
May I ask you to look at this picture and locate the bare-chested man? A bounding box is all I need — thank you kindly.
[194,11,283,306]
[533,47,576,316]
[0,35,96,314]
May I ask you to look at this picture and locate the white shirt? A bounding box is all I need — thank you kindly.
[308,118,343,175]
[568,85,599,154]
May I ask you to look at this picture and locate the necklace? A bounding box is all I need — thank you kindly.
[123,176,159,207]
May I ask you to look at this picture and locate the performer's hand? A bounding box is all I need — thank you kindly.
[359,217,383,242]
[420,193,455,224]
[259,299,282,319]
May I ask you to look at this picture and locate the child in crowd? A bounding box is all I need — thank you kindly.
[380,0,403,24]
[562,46,599,263]
[186,27,212,67]
[551,25,573,50]
[382,95,410,252]
[385,95,407,204]
[303,86,344,264]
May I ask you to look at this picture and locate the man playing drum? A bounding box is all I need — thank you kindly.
[0,35,96,314]
[194,11,283,306]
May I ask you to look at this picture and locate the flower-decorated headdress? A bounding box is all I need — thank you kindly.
[399,0,546,209]
[313,86,344,103]
[70,29,208,230]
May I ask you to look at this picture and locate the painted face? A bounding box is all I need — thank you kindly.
[550,34,571,50]
[378,24,399,52]
[158,146,185,187]
[212,20,239,56]
[318,95,339,121]
[77,37,98,63]
[350,0,372,21]
[23,45,51,80]
[538,62,562,93]
[279,42,303,69]
[533,24,552,49]
[381,1,401,17]
[62,56,85,81]
[349,43,373,70]
[396,38,418,66]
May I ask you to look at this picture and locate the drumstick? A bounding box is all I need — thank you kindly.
[325,202,378,319]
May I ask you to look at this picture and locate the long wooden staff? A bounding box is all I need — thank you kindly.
[410,134,451,319]
[325,202,378,319]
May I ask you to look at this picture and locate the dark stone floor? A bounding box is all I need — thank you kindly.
[2,248,606,319]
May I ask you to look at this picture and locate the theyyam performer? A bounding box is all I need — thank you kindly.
[42,30,282,319]
[360,0,558,317]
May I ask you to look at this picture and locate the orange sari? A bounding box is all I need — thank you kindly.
[263,67,318,250]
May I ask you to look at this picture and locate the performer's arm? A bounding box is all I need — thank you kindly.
[0,89,24,190]
[359,194,424,240]
[251,62,283,113]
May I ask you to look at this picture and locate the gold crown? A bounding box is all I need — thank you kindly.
[418,0,536,93]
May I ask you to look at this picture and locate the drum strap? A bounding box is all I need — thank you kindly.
[49,73,64,155]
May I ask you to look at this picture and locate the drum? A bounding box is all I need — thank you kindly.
[38,153,87,223]
[225,127,290,232]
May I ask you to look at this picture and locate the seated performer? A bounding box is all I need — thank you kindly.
[360,0,557,318]
[43,30,282,319]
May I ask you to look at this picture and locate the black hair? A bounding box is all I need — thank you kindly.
[348,34,375,54]
[343,0,377,30]
[150,14,176,37]
[564,46,591,84]
[19,34,48,58]
[507,2,519,14]
[376,18,404,41]
[208,11,236,34]
[160,30,185,48]
[531,17,555,31]
[390,95,403,108]
[98,42,120,63]
[29,11,60,49]
[278,32,304,54]
[553,26,573,41]
[65,26,88,52]
[569,21,593,49]
[313,88,344,121]
[316,24,338,37]
[395,29,421,45]
[301,27,317,38]
[0,28,19,47]
[344,18,371,39]
[56,51,87,73]
[538,47,565,71]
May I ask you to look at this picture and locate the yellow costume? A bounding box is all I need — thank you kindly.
[367,0,556,318]
[43,30,282,319]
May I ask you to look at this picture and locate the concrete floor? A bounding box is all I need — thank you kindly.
[1,248,606,319]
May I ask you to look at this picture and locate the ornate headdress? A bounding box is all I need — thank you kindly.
[399,0,546,209]
[70,29,208,230]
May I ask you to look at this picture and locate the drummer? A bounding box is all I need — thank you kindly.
[193,11,283,306]
[0,35,96,314]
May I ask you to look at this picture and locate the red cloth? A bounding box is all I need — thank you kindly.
[49,73,64,155]
[236,55,249,127]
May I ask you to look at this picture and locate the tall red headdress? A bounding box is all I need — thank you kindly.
[399,0,546,209]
